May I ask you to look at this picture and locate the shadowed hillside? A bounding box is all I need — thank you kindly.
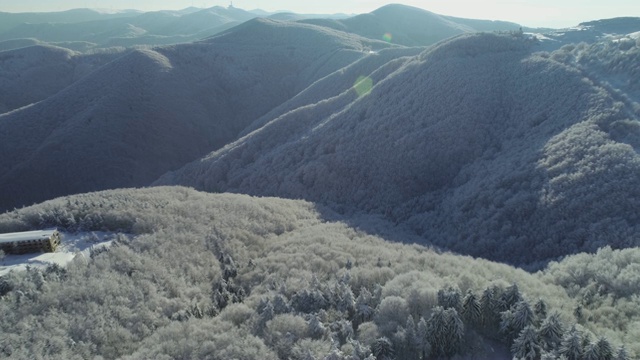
[0,19,394,212]
[158,32,640,267]
[0,45,130,113]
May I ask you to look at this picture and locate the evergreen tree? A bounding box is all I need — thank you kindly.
[443,308,464,357]
[371,337,394,360]
[273,294,291,314]
[308,314,326,339]
[559,326,583,360]
[533,298,547,324]
[461,290,482,327]
[511,325,541,360]
[583,342,600,360]
[479,285,503,336]
[404,317,419,358]
[615,345,630,360]
[512,300,535,335]
[437,286,461,311]
[416,317,431,359]
[502,283,522,309]
[355,288,375,326]
[538,312,564,351]
[594,336,614,360]
[426,306,464,357]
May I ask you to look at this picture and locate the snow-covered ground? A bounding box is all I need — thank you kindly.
[0,231,120,276]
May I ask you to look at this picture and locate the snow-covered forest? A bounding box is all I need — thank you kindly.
[1,3,640,359]
[0,187,637,358]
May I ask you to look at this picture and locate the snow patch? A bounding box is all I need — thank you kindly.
[0,231,123,276]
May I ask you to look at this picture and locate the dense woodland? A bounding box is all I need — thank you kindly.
[0,187,637,359]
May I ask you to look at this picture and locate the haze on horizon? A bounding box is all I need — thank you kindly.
[1,0,638,28]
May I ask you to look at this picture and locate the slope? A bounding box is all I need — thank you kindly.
[158,32,640,267]
[0,44,128,113]
[0,186,634,358]
[0,18,395,212]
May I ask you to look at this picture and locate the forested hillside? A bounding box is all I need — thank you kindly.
[158,32,640,268]
[0,19,393,212]
[0,187,635,358]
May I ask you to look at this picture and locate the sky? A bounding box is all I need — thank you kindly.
[0,0,638,28]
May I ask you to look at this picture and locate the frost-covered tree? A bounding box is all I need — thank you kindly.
[370,337,394,360]
[511,325,541,360]
[308,314,327,340]
[437,286,461,311]
[461,290,482,327]
[512,300,535,335]
[416,317,431,359]
[502,284,522,310]
[594,336,614,360]
[355,287,375,327]
[427,306,464,357]
[615,345,630,360]
[533,298,547,323]
[538,312,564,351]
[559,326,583,360]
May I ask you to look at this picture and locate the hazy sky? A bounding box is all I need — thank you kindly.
[1,0,638,28]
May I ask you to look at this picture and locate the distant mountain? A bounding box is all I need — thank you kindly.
[532,17,640,51]
[299,4,520,46]
[0,8,140,33]
[158,32,640,267]
[0,6,258,49]
[0,19,394,211]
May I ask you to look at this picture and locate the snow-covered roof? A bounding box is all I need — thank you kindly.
[0,229,58,244]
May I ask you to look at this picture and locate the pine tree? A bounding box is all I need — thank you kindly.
[533,298,547,324]
[426,307,447,356]
[355,288,375,326]
[443,308,464,357]
[416,317,431,359]
[512,300,535,335]
[615,345,630,360]
[461,290,482,327]
[511,325,541,360]
[559,326,583,360]
[583,342,600,360]
[502,283,522,309]
[308,314,326,339]
[479,285,503,336]
[404,317,419,358]
[538,312,564,351]
[371,337,394,360]
[437,287,461,311]
[594,336,614,360]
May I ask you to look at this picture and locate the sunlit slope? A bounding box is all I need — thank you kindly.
[0,186,587,358]
[0,19,392,212]
[300,4,520,46]
[159,33,640,266]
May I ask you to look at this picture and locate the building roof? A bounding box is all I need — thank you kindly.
[0,229,58,244]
